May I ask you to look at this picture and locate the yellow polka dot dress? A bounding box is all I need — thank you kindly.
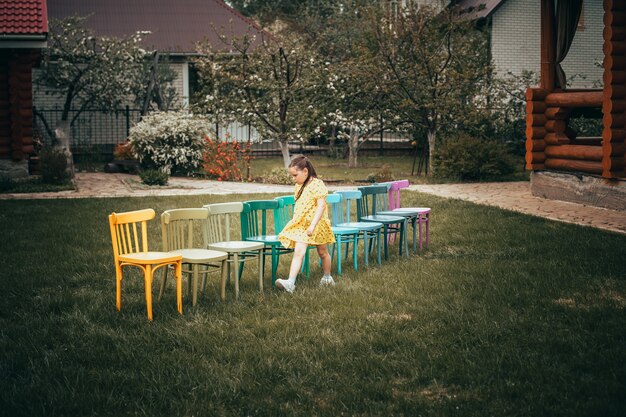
[278,177,336,249]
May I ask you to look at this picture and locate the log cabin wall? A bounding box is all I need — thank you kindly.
[0,49,38,162]
[602,0,626,178]
[526,0,626,180]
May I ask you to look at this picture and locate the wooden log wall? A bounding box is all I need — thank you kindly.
[525,88,548,169]
[602,0,626,178]
[0,49,38,161]
[526,88,605,175]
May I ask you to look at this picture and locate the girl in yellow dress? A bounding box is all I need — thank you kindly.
[276,155,336,293]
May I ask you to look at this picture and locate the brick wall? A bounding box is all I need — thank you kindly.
[492,0,603,88]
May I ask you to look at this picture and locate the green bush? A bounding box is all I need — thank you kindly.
[262,167,292,184]
[139,169,169,186]
[366,164,394,183]
[433,135,516,181]
[39,147,71,184]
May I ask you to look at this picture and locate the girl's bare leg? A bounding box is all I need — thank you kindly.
[317,244,331,276]
[288,242,309,280]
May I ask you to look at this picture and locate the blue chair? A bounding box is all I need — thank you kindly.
[357,185,408,260]
[326,193,359,275]
[333,190,383,266]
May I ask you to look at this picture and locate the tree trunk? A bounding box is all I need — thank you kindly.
[279,140,291,168]
[54,119,75,178]
[427,129,436,175]
[347,129,359,168]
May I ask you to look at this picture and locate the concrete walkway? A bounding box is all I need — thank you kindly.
[1,172,625,235]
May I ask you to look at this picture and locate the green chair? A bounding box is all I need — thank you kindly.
[203,202,264,300]
[241,199,292,286]
[159,208,229,307]
[333,190,383,267]
[357,185,408,260]
[326,193,359,275]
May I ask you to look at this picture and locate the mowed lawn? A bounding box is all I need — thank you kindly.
[0,192,624,417]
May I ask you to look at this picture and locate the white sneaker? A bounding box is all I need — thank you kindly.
[320,276,335,286]
[275,278,295,293]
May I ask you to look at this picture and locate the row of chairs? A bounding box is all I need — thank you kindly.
[108,179,430,320]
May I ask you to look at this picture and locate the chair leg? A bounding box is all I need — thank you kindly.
[158,266,168,302]
[233,253,240,299]
[271,246,279,285]
[258,251,264,293]
[376,229,382,265]
[144,265,154,321]
[363,232,369,267]
[220,259,228,301]
[115,264,123,312]
[353,234,358,271]
[336,235,342,276]
[191,264,199,307]
[175,261,183,315]
[383,225,389,260]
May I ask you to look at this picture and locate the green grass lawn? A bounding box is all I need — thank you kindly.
[0,193,624,417]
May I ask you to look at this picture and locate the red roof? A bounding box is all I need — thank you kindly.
[46,0,269,54]
[0,0,48,35]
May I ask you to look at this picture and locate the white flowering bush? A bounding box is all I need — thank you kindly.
[128,111,211,175]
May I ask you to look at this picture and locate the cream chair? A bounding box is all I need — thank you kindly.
[160,208,229,307]
[203,202,264,300]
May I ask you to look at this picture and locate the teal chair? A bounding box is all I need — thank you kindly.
[357,185,408,260]
[241,199,292,286]
[274,195,313,280]
[333,190,383,267]
[326,193,359,275]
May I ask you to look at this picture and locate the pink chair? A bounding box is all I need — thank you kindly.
[386,180,430,251]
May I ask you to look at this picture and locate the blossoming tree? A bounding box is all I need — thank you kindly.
[194,34,329,168]
[37,17,148,175]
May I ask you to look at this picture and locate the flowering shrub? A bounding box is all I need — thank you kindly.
[128,111,211,175]
[202,136,252,181]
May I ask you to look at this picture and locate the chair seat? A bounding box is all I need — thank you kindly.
[169,248,228,263]
[246,234,281,244]
[331,226,360,235]
[119,251,182,264]
[398,207,431,214]
[336,221,383,230]
[208,241,264,253]
[361,214,406,224]
[378,209,419,217]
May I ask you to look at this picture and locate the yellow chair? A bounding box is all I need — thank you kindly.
[108,208,183,320]
[159,208,229,307]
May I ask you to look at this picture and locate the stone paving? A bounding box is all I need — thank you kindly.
[1,172,625,235]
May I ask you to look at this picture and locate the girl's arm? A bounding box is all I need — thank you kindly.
[306,197,327,236]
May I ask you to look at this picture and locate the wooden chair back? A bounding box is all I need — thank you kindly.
[161,208,209,251]
[203,202,244,244]
[333,190,362,223]
[108,208,154,261]
[241,200,279,239]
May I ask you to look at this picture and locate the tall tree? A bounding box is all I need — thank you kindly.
[194,34,328,167]
[37,16,147,174]
[372,4,493,172]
